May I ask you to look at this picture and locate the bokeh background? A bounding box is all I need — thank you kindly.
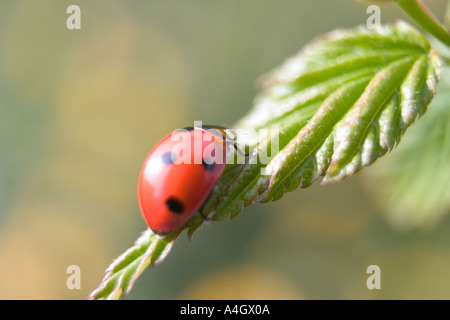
[0,0,449,299]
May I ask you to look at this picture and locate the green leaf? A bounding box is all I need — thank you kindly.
[90,21,441,299]
[206,21,440,214]
[88,229,181,300]
[365,66,450,230]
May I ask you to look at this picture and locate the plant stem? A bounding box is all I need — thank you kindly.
[396,0,450,47]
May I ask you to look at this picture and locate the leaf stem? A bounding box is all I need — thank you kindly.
[396,0,450,47]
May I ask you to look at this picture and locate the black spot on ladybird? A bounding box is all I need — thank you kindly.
[202,158,215,171]
[162,152,176,164]
[165,197,185,214]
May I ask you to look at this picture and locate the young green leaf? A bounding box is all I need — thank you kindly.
[90,21,441,300]
[205,21,440,215]
[365,66,450,230]
[88,229,181,300]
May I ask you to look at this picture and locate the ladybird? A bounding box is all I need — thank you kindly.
[138,125,234,235]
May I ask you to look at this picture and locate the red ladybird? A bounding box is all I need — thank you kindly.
[138,126,231,235]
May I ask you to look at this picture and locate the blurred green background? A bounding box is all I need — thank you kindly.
[0,0,449,299]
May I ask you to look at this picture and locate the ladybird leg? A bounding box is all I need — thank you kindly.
[199,210,214,223]
[198,190,215,223]
[230,141,253,159]
[243,146,261,162]
[234,143,244,156]
[249,147,261,156]
[199,205,215,223]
